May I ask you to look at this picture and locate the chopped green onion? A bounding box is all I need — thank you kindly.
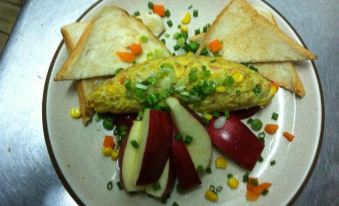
[250,119,263,131]
[189,69,198,82]
[195,29,200,35]
[146,52,154,60]
[212,111,220,117]
[167,20,173,27]
[135,83,148,90]
[172,202,179,206]
[227,173,233,179]
[242,172,249,183]
[272,112,279,120]
[196,165,204,172]
[193,9,198,17]
[152,182,161,191]
[107,181,113,190]
[249,65,258,72]
[189,41,200,53]
[115,125,128,137]
[258,132,265,138]
[175,133,183,141]
[201,65,211,78]
[103,119,114,130]
[136,110,144,121]
[173,32,181,39]
[165,33,170,38]
[183,43,191,52]
[131,140,139,148]
[258,155,263,162]
[210,59,217,63]
[200,47,209,56]
[165,9,171,17]
[262,189,269,195]
[209,185,216,192]
[184,135,193,144]
[161,39,166,44]
[236,90,241,96]
[146,93,158,106]
[206,167,212,174]
[216,186,222,193]
[247,118,253,124]
[173,45,181,51]
[203,24,210,32]
[224,76,234,87]
[177,37,186,47]
[133,11,140,16]
[270,160,276,166]
[116,181,123,190]
[148,2,154,9]
[139,35,148,43]
[224,110,230,119]
[188,5,193,9]
[252,84,262,95]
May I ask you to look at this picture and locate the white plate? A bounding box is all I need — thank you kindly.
[43,0,323,205]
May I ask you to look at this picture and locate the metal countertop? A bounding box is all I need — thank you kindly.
[0,0,338,205]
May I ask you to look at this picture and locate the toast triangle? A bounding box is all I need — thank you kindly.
[198,0,317,62]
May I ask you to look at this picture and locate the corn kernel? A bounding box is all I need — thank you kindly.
[70,107,81,119]
[227,177,239,189]
[232,72,244,83]
[181,12,191,24]
[205,190,218,202]
[203,113,213,121]
[216,86,226,93]
[180,25,188,33]
[102,147,113,156]
[111,149,119,160]
[215,156,228,169]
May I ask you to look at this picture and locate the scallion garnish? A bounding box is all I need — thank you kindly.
[236,90,241,96]
[167,20,173,27]
[175,133,183,141]
[272,112,279,120]
[135,83,148,90]
[224,110,230,119]
[184,135,193,144]
[107,181,113,190]
[189,69,198,82]
[212,111,220,117]
[133,11,140,16]
[197,165,204,172]
[242,172,249,183]
[227,173,233,179]
[258,155,264,162]
[252,84,262,95]
[148,1,154,9]
[131,140,139,149]
[116,181,123,190]
[193,9,198,17]
[195,29,200,35]
[270,160,276,166]
[206,167,212,174]
[216,186,222,193]
[250,119,263,131]
[165,9,171,17]
[262,189,269,195]
[189,41,200,53]
[224,76,234,87]
[152,182,161,191]
[247,118,253,124]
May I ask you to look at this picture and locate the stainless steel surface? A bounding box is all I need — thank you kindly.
[0,0,337,205]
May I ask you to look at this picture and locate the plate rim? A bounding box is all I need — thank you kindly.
[42,1,324,205]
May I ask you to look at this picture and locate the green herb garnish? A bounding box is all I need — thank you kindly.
[250,119,263,131]
[272,112,279,120]
[193,9,198,17]
[184,135,193,144]
[131,140,139,149]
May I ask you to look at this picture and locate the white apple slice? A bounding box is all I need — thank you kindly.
[166,97,212,169]
[145,159,175,198]
[120,121,146,192]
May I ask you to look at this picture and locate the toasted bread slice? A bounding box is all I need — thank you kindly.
[61,8,168,124]
[197,0,316,62]
[56,6,171,80]
[191,8,305,96]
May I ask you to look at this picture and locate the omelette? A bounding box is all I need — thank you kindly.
[87,54,277,113]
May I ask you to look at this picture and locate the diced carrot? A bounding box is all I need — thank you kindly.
[116,52,136,63]
[264,124,279,134]
[103,135,115,148]
[208,39,223,53]
[129,43,142,55]
[251,182,272,196]
[153,4,165,17]
[246,189,259,201]
[283,131,295,142]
